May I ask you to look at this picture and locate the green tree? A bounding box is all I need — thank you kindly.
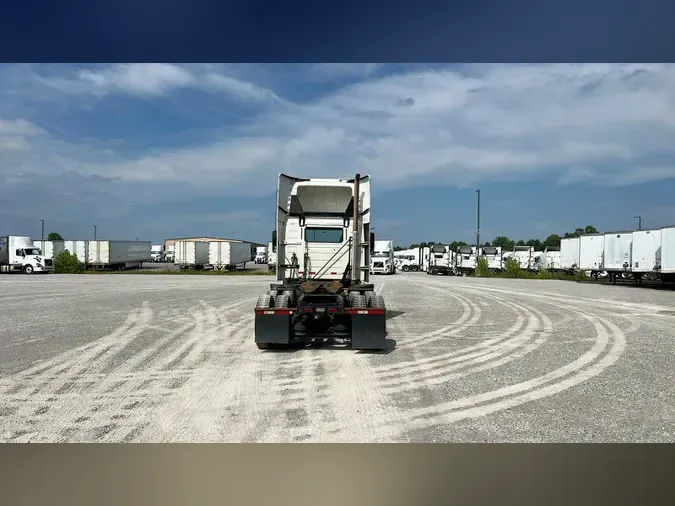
[47,232,63,240]
[504,257,523,278]
[543,234,562,248]
[526,239,542,250]
[491,236,515,251]
[475,257,491,277]
[53,250,84,274]
[584,225,598,234]
[516,239,526,246]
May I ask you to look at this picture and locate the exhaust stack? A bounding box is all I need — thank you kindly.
[351,173,361,282]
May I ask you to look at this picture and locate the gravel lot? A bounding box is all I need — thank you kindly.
[1,272,674,442]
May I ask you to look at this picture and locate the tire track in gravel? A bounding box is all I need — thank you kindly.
[0,302,153,397]
[383,291,626,435]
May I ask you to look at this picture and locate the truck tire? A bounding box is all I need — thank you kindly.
[255,294,274,309]
[24,265,34,274]
[350,293,367,308]
[364,291,376,306]
[370,295,385,309]
[282,290,295,305]
[275,294,290,308]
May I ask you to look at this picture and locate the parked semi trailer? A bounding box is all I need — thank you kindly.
[370,240,396,275]
[535,246,561,271]
[559,237,580,272]
[631,228,661,283]
[254,172,387,351]
[658,226,675,284]
[602,230,633,284]
[175,240,209,269]
[87,240,152,270]
[209,241,251,270]
[578,233,605,278]
[1,236,53,273]
[427,244,452,275]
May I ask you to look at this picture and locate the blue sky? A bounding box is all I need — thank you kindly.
[1,63,675,247]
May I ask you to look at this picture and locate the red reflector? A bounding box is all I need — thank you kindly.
[298,271,304,274]
[310,272,316,275]
[330,272,337,275]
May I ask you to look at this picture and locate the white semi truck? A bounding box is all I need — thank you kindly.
[427,244,452,275]
[0,236,53,274]
[254,246,267,264]
[370,240,396,275]
[151,244,164,262]
[255,172,387,351]
[267,240,277,272]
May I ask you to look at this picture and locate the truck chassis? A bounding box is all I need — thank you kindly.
[254,278,387,351]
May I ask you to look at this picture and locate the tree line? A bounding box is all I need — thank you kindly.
[394,225,599,252]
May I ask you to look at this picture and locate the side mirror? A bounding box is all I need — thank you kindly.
[272,230,277,252]
[370,232,375,253]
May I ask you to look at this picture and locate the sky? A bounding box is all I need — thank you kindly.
[1,62,675,247]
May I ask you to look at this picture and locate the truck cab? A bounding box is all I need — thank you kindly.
[255,173,387,352]
[0,236,53,274]
[370,240,396,275]
[427,244,452,275]
[255,246,267,264]
[151,244,164,262]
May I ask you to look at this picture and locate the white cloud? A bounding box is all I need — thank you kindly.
[3,63,675,204]
[307,63,382,81]
[77,63,195,96]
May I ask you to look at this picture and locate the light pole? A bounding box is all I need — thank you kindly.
[476,189,481,257]
[93,225,97,240]
[40,219,44,242]
[634,216,642,230]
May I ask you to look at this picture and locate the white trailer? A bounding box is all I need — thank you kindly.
[559,237,580,271]
[370,239,396,275]
[578,233,605,274]
[255,172,386,351]
[209,241,251,270]
[393,248,421,272]
[659,226,675,284]
[602,230,633,283]
[481,246,502,271]
[631,228,661,282]
[63,240,88,264]
[427,244,452,275]
[455,245,476,275]
[1,236,53,274]
[174,240,210,269]
[33,239,65,262]
[87,240,152,270]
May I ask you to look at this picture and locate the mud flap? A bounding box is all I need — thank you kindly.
[348,309,387,350]
[254,309,294,345]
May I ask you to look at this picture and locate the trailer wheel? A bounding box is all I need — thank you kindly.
[282,290,295,304]
[255,294,274,309]
[402,265,409,272]
[364,291,376,306]
[256,343,270,349]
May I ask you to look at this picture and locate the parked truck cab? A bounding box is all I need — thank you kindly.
[254,173,387,351]
[0,236,53,274]
[370,240,396,275]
